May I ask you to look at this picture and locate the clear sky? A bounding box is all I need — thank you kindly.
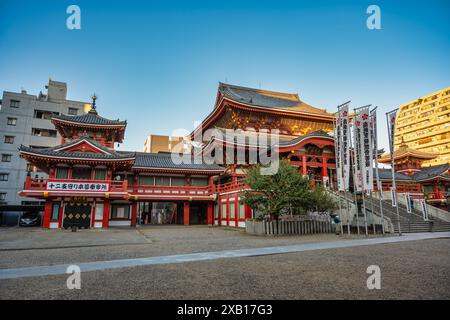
[1,0,449,152]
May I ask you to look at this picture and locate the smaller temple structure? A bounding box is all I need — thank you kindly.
[378,138,450,208]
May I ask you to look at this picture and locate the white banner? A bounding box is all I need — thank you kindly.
[387,109,399,207]
[358,106,373,191]
[341,105,350,191]
[47,181,109,192]
[352,111,363,192]
[371,108,382,194]
[335,113,344,191]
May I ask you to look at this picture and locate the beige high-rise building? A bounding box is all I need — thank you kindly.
[395,87,450,166]
[143,134,190,153]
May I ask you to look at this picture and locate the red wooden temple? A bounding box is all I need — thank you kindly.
[18,84,449,229]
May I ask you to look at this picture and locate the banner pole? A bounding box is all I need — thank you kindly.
[386,110,402,236]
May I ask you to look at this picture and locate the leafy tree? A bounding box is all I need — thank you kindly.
[241,160,337,220]
[241,160,310,220]
[307,186,338,214]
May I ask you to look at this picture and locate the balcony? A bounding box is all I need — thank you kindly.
[22,177,128,197]
[426,191,448,203]
[130,185,212,200]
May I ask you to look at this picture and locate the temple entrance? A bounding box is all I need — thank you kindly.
[189,202,207,225]
[63,203,92,229]
[139,202,183,225]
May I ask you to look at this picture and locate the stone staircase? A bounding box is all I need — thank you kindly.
[338,191,450,233]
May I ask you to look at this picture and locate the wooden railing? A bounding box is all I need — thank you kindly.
[426,191,447,201]
[23,176,250,197]
[130,185,211,197]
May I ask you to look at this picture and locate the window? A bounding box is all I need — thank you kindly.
[111,204,130,219]
[10,100,20,108]
[7,117,17,126]
[171,177,185,186]
[190,177,208,186]
[31,128,57,137]
[239,203,245,219]
[214,204,219,219]
[0,173,9,181]
[0,193,6,201]
[34,110,59,120]
[94,168,106,180]
[94,203,104,220]
[155,176,170,186]
[68,108,78,115]
[229,202,235,219]
[56,167,69,179]
[72,167,91,180]
[4,136,14,144]
[221,203,227,219]
[51,203,60,221]
[1,154,12,162]
[139,175,154,185]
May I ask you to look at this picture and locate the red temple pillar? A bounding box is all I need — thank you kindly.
[235,197,239,226]
[245,205,252,219]
[184,202,190,226]
[42,200,52,228]
[131,201,138,227]
[207,202,213,225]
[302,155,307,175]
[103,199,110,228]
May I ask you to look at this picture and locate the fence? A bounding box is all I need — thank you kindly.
[246,219,336,236]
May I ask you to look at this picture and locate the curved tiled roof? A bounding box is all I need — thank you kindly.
[219,82,332,116]
[52,112,127,126]
[413,163,450,181]
[19,136,135,161]
[132,152,224,171]
[277,130,333,147]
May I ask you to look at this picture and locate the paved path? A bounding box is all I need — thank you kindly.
[1,232,449,280]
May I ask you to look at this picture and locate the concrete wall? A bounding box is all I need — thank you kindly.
[0,80,90,207]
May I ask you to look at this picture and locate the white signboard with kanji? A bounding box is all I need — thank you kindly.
[46,181,109,192]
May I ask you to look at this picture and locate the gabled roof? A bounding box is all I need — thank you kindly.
[219,83,332,116]
[375,169,413,181]
[277,130,333,147]
[379,140,437,163]
[413,163,450,181]
[52,110,127,127]
[19,136,135,161]
[132,152,224,172]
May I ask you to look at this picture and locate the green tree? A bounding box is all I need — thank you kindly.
[241,160,313,220]
[307,186,338,214]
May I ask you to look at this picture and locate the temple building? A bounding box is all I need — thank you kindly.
[18,83,339,229]
[395,86,450,166]
[378,139,450,208]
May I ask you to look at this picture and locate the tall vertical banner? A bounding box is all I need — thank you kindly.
[358,106,373,191]
[387,109,399,197]
[335,112,343,191]
[370,108,382,195]
[341,105,350,191]
[352,111,363,192]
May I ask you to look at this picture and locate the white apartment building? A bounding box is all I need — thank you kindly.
[0,79,90,211]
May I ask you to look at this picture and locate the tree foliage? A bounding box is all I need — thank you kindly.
[240,160,336,220]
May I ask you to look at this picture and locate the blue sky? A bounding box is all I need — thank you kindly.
[1,0,449,151]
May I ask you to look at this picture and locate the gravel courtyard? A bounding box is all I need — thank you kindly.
[1,226,449,299]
